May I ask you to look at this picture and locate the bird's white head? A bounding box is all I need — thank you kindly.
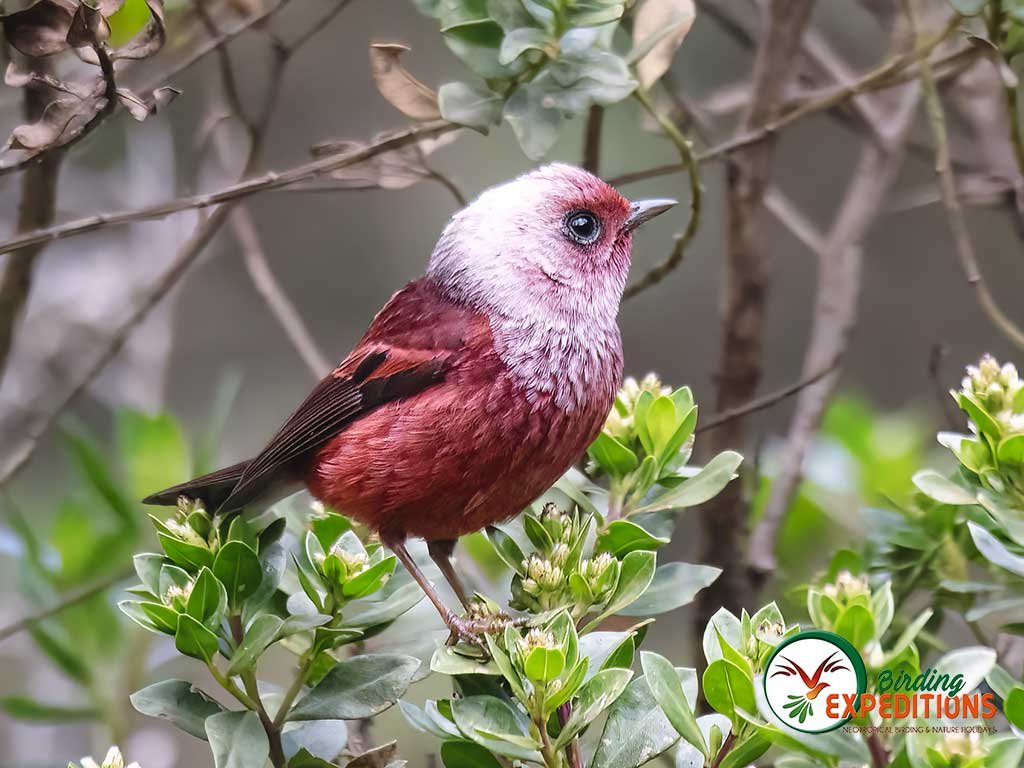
[427,163,674,326]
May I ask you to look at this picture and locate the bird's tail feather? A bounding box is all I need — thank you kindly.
[141,460,251,509]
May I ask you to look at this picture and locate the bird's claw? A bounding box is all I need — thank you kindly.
[444,612,524,647]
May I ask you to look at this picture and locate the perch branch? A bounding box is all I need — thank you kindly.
[906,0,1024,350]
[582,105,604,174]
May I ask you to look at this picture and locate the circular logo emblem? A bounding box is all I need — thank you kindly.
[763,630,867,733]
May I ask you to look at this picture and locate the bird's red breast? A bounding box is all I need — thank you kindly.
[304,278,619,543]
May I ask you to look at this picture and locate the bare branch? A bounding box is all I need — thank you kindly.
[697,0,815,632]
[0,566,132,643]
[906,0,1024,351]
[231,206,330,380]
[0,121,456,258]
[748,27,923,582]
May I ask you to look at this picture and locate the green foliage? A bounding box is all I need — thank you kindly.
[414,0,691,158]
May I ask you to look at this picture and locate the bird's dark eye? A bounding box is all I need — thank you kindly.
[563,210,602,245]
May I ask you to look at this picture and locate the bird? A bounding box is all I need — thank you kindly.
[143,163,675,641]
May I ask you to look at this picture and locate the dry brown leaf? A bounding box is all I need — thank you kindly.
[346,741,399,768]
[310,129,458,191]
[2,0,75,57]
[111,0,165,60]
[369,43,441,121]
[632,0,696,90]
[6,82,105,152]
[66,2,110,47]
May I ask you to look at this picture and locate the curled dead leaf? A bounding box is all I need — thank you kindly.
[346,741,399,768]
[369,43,441,121]
[631,0,696,90]
[6,78,106,152]
[110,0,165,60]
[116,85,180,120]
[66,2,111,47]
[1,0,75,57]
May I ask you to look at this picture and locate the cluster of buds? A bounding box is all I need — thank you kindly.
[910,730,989,768]
[602,373,670,441]
[161,497,219,552]
[72,747,140,768]
[301,524,396,612]
[960,355,1024,430]
[161,581,193,612]
[821,570,871,602]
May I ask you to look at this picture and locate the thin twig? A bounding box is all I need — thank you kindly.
[929,342,962,430]
[609,17,963,188]
[194,0,254,133]
[0,121,456,258]
[231,206,330,379]
[907,0,1024,350]
[0,567,132,643]
[582,105,604,175]
[624,88,701,299]
[695,356,842,435]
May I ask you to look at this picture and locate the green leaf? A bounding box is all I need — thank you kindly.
[440,740,503,768]
[158,534,214,571]
[998,434,1024,464]
[702,608,742,665]
[227,614,283,676]
[288,654,420,721]
[1005,686,1024,729]
[64,428,135,529]
[206,710,270,768]
[187,567,227,628]
[582,549,656,632]
[431,646,501,676]
[635,451,743,513]
[499,27,549,65]
[640,651,705,756]
[969,522,1024,576]
[485,526,526,574]
[719,733,771,768]
[285,748,336,768]
[643,396,678,457]
[579,631,636,681]
[281,720,348,763]
[438,81,503,131]
[342,555,396,599]
[554,667,633,750]
[0,696,97,722]
[619,561,720,616]
[30,626,91,683]
[139,601,179,634]
[834,604,875,650]
[591,674,681,768]
[213,541,263,609]
[912,469,976,505]
[957,392,1002,438]
[175,613,220,663]
[596,519,668,557]
[450,696,539,762]
[130,679,225,739]
[567,1,624,26]
[503,80,561,160]
[933,646,996,695]
[133,553,164,595]
[340,577,424,630]
[524,645,565,683]
[702,659,755,721]
[588,432,640,476]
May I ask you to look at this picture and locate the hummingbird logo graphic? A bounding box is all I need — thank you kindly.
[770,651,849,723]
[763,631,867,734]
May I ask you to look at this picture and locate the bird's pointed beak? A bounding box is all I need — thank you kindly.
[624,198,677,232]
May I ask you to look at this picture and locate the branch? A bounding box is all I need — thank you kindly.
[0,121,456,258]
[0,58,63,384]
[582,105,604,174]
[624,88,701,299]
[907,0,1024,350]
[696,0,815,638]
[0,566,132,643]
[748,24,923,582]
[231,205,329,379]
[695,356,841,436]
[608,17,964,188]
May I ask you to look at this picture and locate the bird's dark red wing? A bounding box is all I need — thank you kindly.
[215,353,447,512]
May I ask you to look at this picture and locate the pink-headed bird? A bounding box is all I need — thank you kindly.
[144,164,675,640]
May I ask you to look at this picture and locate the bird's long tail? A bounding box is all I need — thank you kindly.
[142,460,251,509]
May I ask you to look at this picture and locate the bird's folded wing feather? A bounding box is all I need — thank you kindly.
[217,279,481,512]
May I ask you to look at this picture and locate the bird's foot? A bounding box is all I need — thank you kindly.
[443,611,525,647]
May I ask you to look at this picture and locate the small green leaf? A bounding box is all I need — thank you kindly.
[130,679,225,739]
[524,645,565,682]
[438,81,503,131]
[998,434,1024,464]
[582,550,656,632]
[1005,686,1024,729]
[635,451,743,513]
[553,667,633,750]
[139,601,179,634]
[342,555,396,599]
[503,80,560,160]
[640,651,706,756]
[485,526,526,574]
[591,674,681,768]
[834,604,875,650]
[912,469,976,505]
[619,561,720,616]
[499,27,549,65]
[288,654,420,721]
[588,432,640,476]
[158,533,214,571]
[133,553,165,595]
[227,614,283,676]
[450,695,539,762]
[440,740,503,768]
[175,613,220,663]
[187,567,227,627]
[596,520,668,558]
[206,710,270,768]
[970,522,1024,577]
[213,541,263,609]
[702,659,755,721]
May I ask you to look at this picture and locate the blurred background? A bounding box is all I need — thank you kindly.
[0,0,1021,764]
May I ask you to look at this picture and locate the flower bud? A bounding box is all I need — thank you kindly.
[162,582,193,612]
[76,746,140,768]
[577,553,618,600]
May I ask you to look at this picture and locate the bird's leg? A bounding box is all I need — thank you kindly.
[426,538,473,610]
[388,540,490,645]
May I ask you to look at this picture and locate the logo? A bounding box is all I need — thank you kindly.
[763,630,867,733]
